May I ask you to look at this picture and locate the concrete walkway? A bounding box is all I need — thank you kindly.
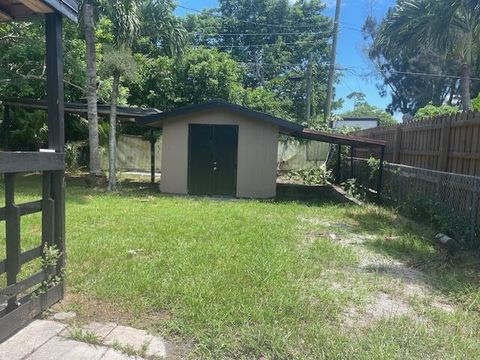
[0,319,169,359]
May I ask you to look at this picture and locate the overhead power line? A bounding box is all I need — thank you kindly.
[188,30,333,37]
[177,4,361,32]
[342,66,480,82]
[195,41,313,48]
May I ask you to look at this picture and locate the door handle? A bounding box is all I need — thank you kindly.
[213,167,217,171]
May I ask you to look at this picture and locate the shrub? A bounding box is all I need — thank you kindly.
[286,165,331,185]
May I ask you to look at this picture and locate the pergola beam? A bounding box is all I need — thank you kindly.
[18,0,52,13]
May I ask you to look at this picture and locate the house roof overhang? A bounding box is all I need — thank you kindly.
[0,0,78,23]
[136,100,304,135]
[1,97,161,122]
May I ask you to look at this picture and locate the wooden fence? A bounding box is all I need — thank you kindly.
[352,111,480,177]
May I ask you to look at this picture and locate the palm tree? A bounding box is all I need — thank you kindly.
[376,0,480,111]
[101,0,140,191]
[82,2,102,181]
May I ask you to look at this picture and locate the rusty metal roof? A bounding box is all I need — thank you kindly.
[293,129,386,148]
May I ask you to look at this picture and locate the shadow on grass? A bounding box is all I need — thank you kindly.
[275,183,353,206]
[347,208,480,308]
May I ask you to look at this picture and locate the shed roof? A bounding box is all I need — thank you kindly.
[0,0,78,22]
[2,97,161,121]
[137,100,304,135]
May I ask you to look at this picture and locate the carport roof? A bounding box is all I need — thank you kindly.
[137,100,304,135]
[293,129,386,148]
[1,97,161,122]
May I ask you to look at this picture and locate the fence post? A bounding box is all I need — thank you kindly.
[377,146,385,198]
[438,116,452,172]
[471,179,480,246]
[336,144,342,184]
[150,129,156,186]
[393,125,402,164]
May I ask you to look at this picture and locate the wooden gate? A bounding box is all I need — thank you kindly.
[0,2,76,341]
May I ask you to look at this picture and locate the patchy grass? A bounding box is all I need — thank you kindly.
[67,325,103,346]
[1,175,480,359]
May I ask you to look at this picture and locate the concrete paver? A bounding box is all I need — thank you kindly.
[26,336,108,360]
[0,319,168,359]
[0,320,66,360]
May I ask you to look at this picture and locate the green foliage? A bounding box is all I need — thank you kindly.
[342,178,366,199]
[339,92,397,127]
[41,244,62,270]
[415,102,460,119]
[367,156,381,182]
[67,327,102,346]
[286,165,331,186]
[370,0,480,112]
[65,142,86,172]
[184,0,334,122]
[400,197,476,248]
[101,45,138,82]
[472,93,480,111]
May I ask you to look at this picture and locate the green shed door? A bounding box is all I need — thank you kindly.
[188,124,238,196]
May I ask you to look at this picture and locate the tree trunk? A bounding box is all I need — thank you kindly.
[83,4,101,176]
[460,32,472,111]
[460,62,471,111]
[108,70,120,191]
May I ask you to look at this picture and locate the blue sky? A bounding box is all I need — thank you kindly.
[176,0,397,116]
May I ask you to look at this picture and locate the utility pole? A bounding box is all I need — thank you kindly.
[305,52,313,124]
[324,0,342,126]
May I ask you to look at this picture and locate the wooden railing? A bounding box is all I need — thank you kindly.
[0,152,66,341]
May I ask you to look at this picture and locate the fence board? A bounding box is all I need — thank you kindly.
[353,111,480,176]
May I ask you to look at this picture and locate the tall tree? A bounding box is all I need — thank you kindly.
[101,0,140,191]
[375,0,480,111]
[183,0,333,122]
[83,3,102,179]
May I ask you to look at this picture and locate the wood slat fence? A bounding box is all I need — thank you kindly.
[352,111,480,177]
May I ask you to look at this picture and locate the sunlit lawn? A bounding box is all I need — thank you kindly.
[1,174,480,359]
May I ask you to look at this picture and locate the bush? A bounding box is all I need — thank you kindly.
[399,196,477,248]
[286,165,331,185]
[65,142,85,172]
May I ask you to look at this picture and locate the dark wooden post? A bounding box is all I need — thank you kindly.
[392,125,402,164]
[46,13,66,278]
[377,146,385,198]
[438,116,452,172]
[336,144,342,184]
[3,105,10,151]
[4,173,20,311]
[350,146,354,179]
[150,129,155,185]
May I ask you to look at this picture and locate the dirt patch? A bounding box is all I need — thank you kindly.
[344,292,414,328]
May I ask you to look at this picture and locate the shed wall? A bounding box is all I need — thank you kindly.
[160,109,279,198]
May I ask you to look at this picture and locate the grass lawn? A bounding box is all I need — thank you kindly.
[2,174,480,359]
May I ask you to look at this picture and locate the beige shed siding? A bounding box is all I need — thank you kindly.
[160,108,279,198]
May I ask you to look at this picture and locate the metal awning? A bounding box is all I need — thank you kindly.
[293,128,387,149]
[1,98,161,122]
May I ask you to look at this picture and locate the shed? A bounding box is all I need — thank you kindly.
[138,100,302,198]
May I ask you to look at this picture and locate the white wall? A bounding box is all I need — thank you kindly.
[333,120,379,130]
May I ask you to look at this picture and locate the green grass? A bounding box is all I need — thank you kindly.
[1,175,480,359]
